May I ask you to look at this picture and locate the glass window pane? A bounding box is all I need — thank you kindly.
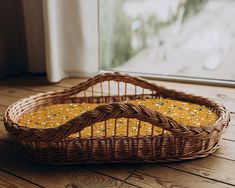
[99,0,235,82]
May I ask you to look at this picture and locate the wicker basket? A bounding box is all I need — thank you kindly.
[4,72,230,164]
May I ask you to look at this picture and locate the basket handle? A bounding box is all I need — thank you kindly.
[57,72,169,98]
[17,102,193,142]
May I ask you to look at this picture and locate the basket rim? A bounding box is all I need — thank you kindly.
[4,72,230,142]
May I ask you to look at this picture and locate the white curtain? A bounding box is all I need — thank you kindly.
[23,0,99,82]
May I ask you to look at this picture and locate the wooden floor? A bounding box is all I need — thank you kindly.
[0,74,234,188]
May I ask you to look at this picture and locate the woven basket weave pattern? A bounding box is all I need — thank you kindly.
[4,72,230,164]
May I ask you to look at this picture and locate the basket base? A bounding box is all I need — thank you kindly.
[15,140,222,165]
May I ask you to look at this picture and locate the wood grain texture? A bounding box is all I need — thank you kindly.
[126,165,233,188]
[223,124,235,141]
[0,106,6,121]
[0,94,20,107]
[0,74,234,187]
[231,113,235,125]
[57,78,87,88]
[0,121,138,185]
[85,164,138,181]
[0,121,12,143]
[1,74,234,112]
[0,87,37,98]
[0,169,40,188]
[0,140,136,188]
[166,155,235,186]
[0,75,64,93]
[212,139,235,161]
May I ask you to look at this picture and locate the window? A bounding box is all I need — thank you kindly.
[99,0,235,85]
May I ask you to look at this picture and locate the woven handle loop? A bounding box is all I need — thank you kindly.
[59,72,168,98]
[18,102,192,142]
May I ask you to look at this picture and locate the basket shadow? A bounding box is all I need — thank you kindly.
[0,140,140,185]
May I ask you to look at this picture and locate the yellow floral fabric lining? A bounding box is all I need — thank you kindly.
[18,98,218,138]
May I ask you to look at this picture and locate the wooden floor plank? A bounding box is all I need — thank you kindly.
[0,87,45,108]
[231,113,235,125]
[3,119,234,185]
[0,76,66,93]
[126,164,233,188]
[0,106,6,121]
[0,87,37,98]
[1,75,234,112]
[0,121,12,143]
[0,95,21,107]
[0,140,136,188]
[0,169,41,188]
[0,87,64,108]
[0,121,138,187]
[0,75,235,187]
[212,139,235,161]
[85,164,138,181]
[223,124,235,141]
[56,78,87,88]
[166,155,235,186]
[20,85,67,93]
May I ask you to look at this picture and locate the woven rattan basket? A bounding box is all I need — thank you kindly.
[4,72,230,164]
